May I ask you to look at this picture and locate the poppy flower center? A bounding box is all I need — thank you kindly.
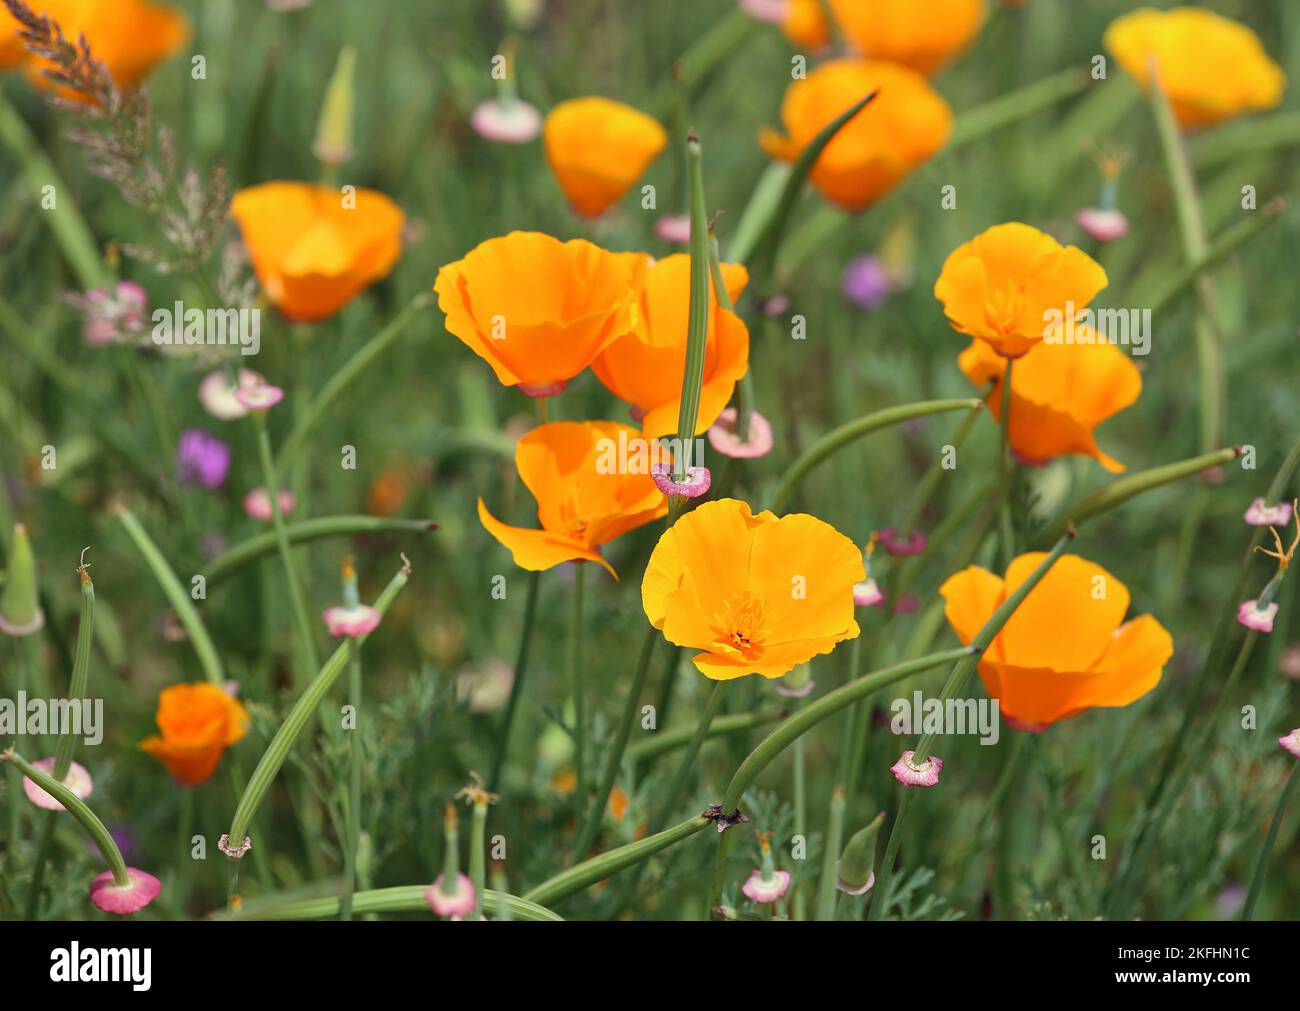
[983,284,1028,336]
[556,499,589,538]
[710,591,771,659]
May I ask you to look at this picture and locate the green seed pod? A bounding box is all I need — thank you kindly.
[836,810,886,895]
[0,524,43,637]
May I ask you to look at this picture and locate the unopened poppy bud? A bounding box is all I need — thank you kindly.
[0,524,44,637]
[313,46,356,167]
[836,810,886,894]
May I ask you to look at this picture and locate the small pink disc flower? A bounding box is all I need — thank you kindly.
[1279,729,1300,760]
[1245,498,1294,527]
[323,605,381,638]
[199,368,268,421]
[471,98,542,144]
[652,463,712,499]
[244,487,296,522]
[1238,600,1280,633]
[707,408,774,460]
[426,873,476,918]
[742,867,791,904]
[853,577,884,608]
[890,750,943,788]
[879,528,927,557]
[234,383,285,412]
[1076,207,1130,243]
[90,868,162,915]
[22,758,93,811]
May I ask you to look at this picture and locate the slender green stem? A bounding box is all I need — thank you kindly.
[650,681,726,833]
[116,505,224,685]
[213,885,562,921]
[469,800,488,920]
[792,734,807,920]
[773,400,982,513]
[649,8,758,119]
[946,68,1089,153]
[673,132,711,479]
[1241,763,1298,921]
[489,569,542,792]
[340,651,363,921]
[567,562,588,798]
[629,707,783,766]
[814,785,846,921]
[254,418,321,681]
[997,360,1016,567]
[174,788,194,917]
[866,790,914,921]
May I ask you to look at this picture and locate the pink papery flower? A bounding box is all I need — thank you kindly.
[739,0,788,24]
[243,487,296,522]
[653,214,691,245]
[890,750,943,788]
[426,873,476,917]
[516,380,567,398]
[1279,729,1300,759]
[234,384,285,411]
[323,604,382,639]
[471,98,542,144]
[707,408,774,460]
[652,463,712,499]
[1244,498,1294,528]
[22,758,93,811]
[1075,207,1130,243]
[89,868,162,915]
[853,578,884,608]
[836,871,875,896]
[1238,600,1279,634]
[741,868,791,903]
[878,528,927,557]
[68,281,148,346]
[199,368,267,421]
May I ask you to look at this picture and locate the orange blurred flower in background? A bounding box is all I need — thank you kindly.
[478,420,668,578]
[827,0,985,75]
[1105,7,1284,130]
[230,181,404,323]
[779,0,830,50]
[543,97,668,217]
[933,222,1108,359]
[642,498,863,680]
[760,59,953,213]
[435,231,639,395]
[958,331,1141,472]
[940,553,1173,729]
[138,683,250,787]
[1,0,188,90]
[594,253,749,439]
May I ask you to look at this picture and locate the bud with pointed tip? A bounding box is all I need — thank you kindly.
[313,46,357,167]
[836,810,886,895]
[0,524,44,637]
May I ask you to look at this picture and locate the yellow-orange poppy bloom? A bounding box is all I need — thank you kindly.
[933,222,1108,359]
[642,498,863,680]
[1,0,188,90]
[958,332,1141,472]
[435,231,639,394]
[230,182,404,323]
[940,553,1173,729]
[781,0,831,50]
[138,683,250,787]
[1104,7,1284,130]
[827,0,985,75]
[760,59,953,213]
[478,420,668,579]
[593,253,749,439]
[543,97,668,218]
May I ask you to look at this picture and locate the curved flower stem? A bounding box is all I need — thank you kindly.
[254,417,321,683]
[201,516,437,584]
[773,400,983,513]
[340,650,363,921]
[224,561,410,849]
[672,131,711,481]
[867,532,1076,920]
[489,569,542,793]
[997,360,1016,567]
[212,885,562,921]
[116,505,225,686]
[272,294,431,477]
[25,561,96,919]
[814,785,846,921]
[3,749,129,888]
[1241,762,1298,921]
[572,627,658,860]
[567,562,588,799]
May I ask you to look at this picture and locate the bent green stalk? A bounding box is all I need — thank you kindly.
[340,650,363,921]
[772,399,982,515]
[672,131,712,482]
[567,562,588,798]
[116,505,224,686]
[489,569,542,792]
[213,885,562,921]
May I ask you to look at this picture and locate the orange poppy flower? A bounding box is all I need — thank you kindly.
[940,553,1173,729]
[642,498,864,680]
[781,0,831,50]
[958,332,1141,472]
[760,59,953,213]
[827,0,985,75]
[230,182,404,323]
[593,253,749,439]
[1104,8,1284,130]
[478,420,668,579]
[933,222,1108,359]
[1,0,188,90]
[435,231,639,394]
[138,683,250,787]
[543,97,668,218]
